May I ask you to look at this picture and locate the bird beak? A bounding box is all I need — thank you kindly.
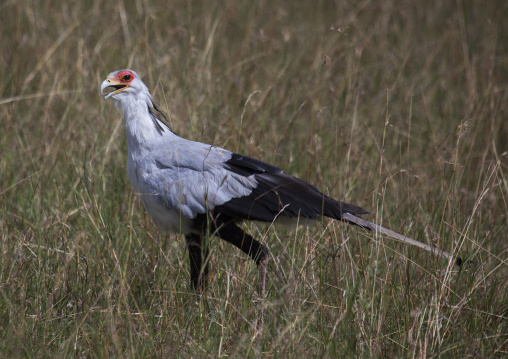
[101,78,129,99]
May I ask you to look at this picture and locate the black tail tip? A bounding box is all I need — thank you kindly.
[455,257,473,267]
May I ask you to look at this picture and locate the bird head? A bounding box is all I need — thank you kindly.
[101,69,151,103]
[101,69,170,135]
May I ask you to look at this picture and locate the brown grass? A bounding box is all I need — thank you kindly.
[1,0,507,357]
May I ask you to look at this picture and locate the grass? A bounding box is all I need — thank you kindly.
[1,0,507,357]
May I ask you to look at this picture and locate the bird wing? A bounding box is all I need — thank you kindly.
[215,153,369,221]
[144,138,367,222]
[141,140,257,219]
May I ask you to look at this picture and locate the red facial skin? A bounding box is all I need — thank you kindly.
[116,70,136,84]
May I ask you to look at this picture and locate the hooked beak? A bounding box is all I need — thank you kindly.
[101,78,129,99]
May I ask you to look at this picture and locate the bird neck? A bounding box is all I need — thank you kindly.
[119,96,175,151]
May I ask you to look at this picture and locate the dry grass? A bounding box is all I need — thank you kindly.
[1,0,507,357]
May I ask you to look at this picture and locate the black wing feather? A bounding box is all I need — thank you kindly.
[216,153,369,222]
[223,153,283,176]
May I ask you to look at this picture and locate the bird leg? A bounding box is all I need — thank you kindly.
[256,255,268,331]
[214,221,269,331]
[185,233,210,292]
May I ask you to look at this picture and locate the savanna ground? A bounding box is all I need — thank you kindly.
[1,0,507,357]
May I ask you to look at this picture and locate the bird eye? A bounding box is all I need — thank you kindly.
[122,74,131,81]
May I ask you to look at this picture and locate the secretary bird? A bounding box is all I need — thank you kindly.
[101,69,461,327]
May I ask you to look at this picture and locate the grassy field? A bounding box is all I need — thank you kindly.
[1,0,507,357]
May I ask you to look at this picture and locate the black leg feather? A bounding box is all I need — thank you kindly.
[192,213,269,331]
[212,217,269,331]
[185,233,210,291]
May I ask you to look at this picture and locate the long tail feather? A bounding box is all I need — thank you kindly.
[342,213,462,266]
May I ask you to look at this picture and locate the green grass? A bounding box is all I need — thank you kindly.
[1,0,507,357]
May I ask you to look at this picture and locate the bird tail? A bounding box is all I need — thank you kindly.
[341,213,462,266]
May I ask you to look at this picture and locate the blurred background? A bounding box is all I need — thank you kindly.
[1,0,507,357]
